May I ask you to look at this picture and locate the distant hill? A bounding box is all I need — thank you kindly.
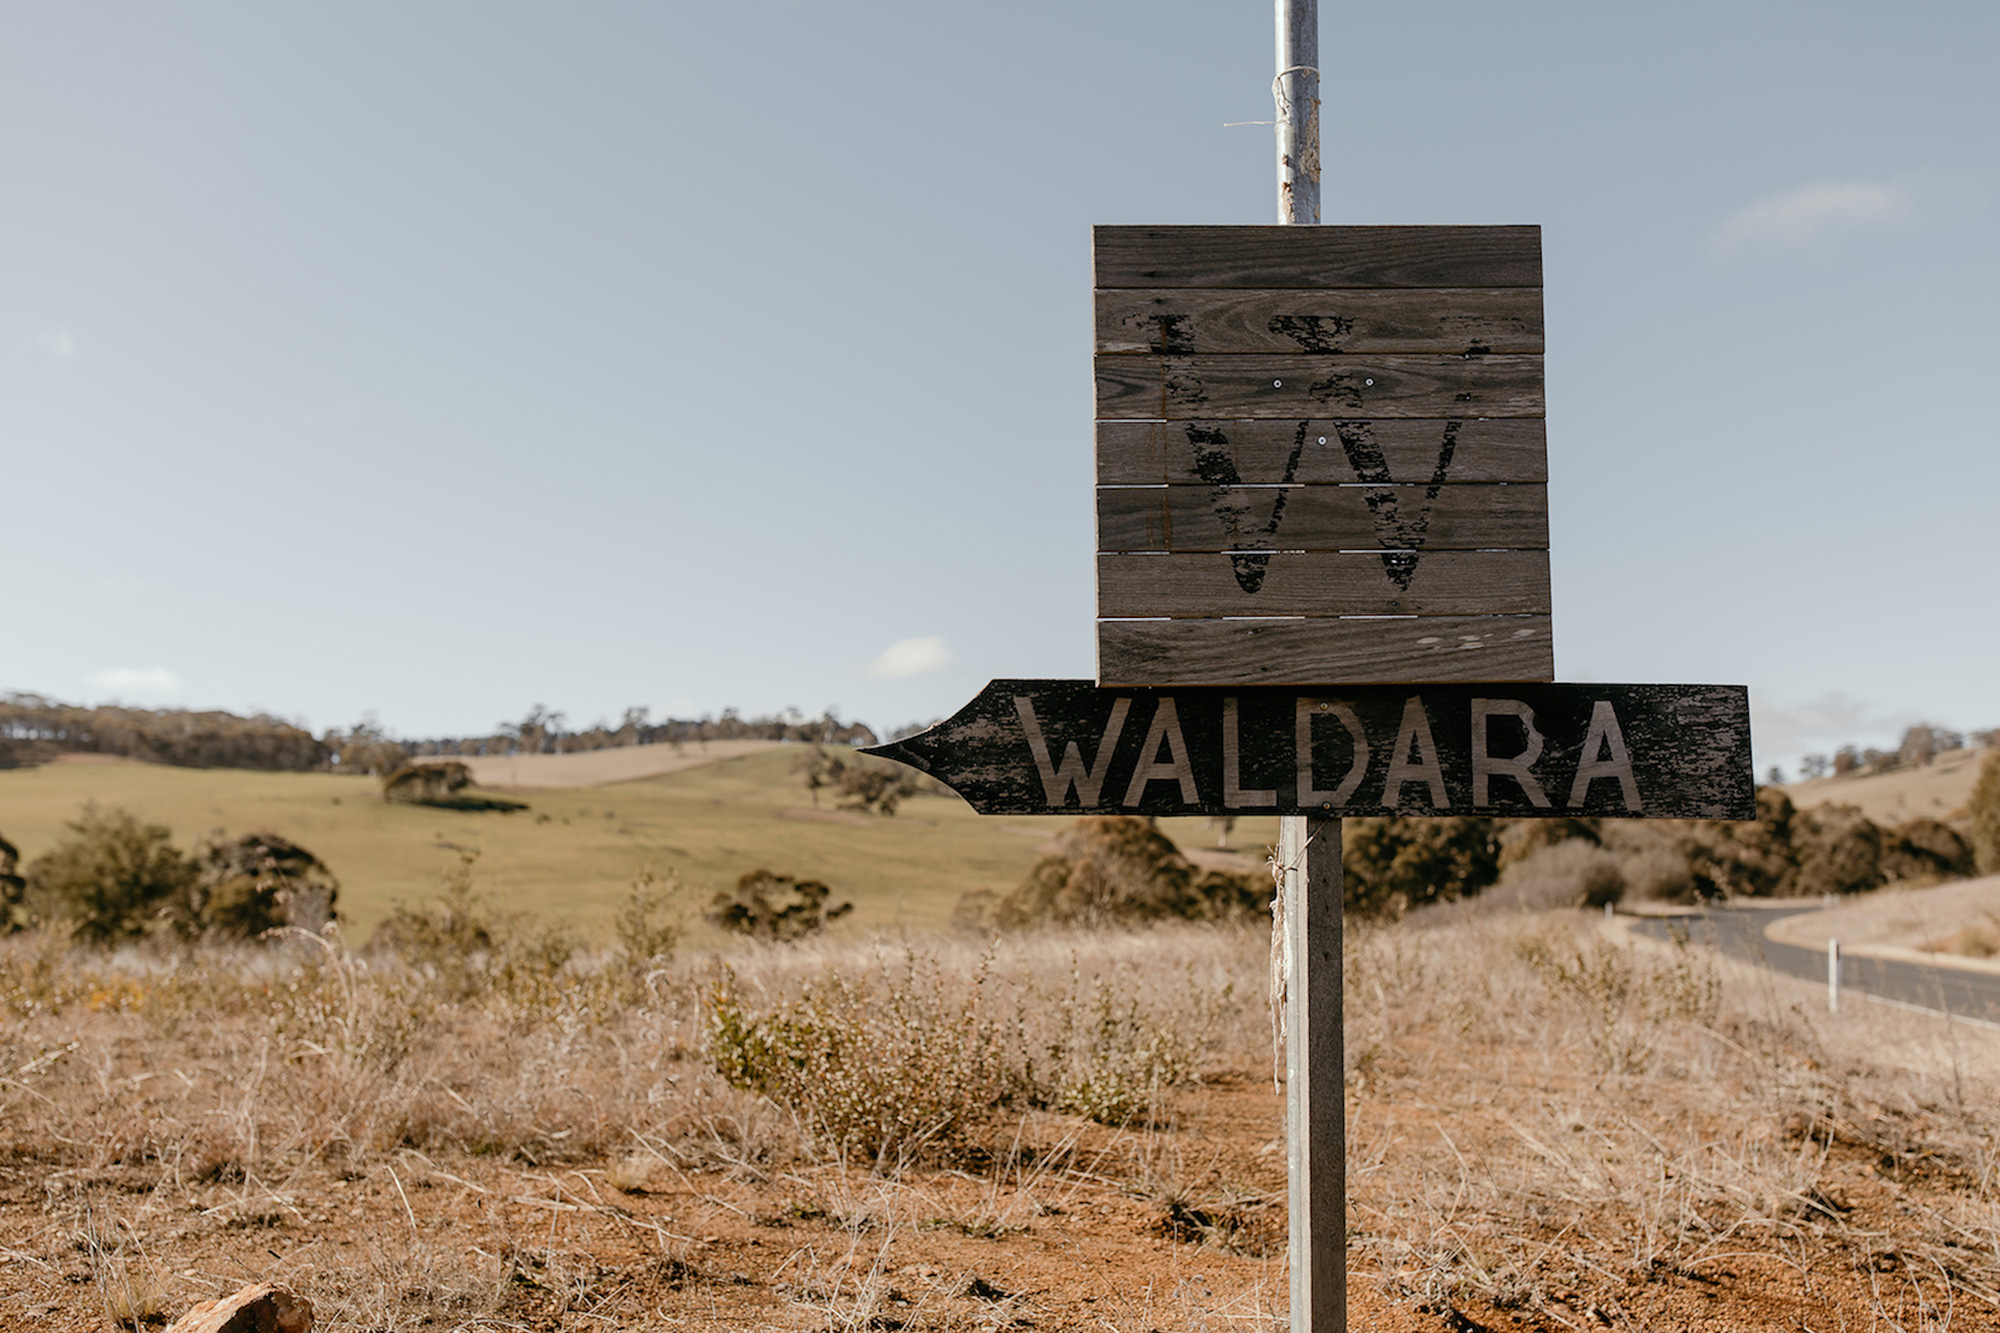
[1781,744,1987,824]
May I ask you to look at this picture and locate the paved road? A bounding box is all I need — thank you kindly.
[1628,906,2000,1024]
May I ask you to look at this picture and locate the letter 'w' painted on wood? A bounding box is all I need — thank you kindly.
[1015,695,1130,806]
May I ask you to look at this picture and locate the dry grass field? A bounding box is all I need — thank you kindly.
[7,755,2000,1329]
[0,751,1278,937]
[3,904,1999,1332]
[407,741,789,790]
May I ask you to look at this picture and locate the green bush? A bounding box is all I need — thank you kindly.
[176,832,340,938]
[0,832,28,934]
[613,866,684,968]
[705,869,853,941]
[382,760,471,804]
[1973,751,2000,876]
[706,954,1009,1166]
[1789,803,1886,896]
[1687,787,1799,897]
[705,948,1229,1162]
[1341,816,1500,917]
[1880,818,1974,882]
[25,804,196,945]
[982,816,1270,929]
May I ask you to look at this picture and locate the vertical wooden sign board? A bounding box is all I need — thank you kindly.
[1093,224,1552,687]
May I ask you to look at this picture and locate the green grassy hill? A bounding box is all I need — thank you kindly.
[0,750,1279,938]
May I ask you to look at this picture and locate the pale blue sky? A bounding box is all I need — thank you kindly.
[4,2,1995,770]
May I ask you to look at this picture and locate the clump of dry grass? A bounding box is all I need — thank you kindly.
[706,932,1244,1167]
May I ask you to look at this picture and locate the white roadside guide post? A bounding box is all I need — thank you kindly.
[1273,4,1344,1329]
[859,4,1758,1329]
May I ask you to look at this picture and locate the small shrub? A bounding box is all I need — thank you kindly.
[382,760,471,804]
[381,761,527,812]
[1972,751,2000,876]
[25,804,195,945]
[1687,787,1799,896]
[983,816,1270,929]
[1499,839,1625,909]
[0,833,27,933]
[792,746,922,816]
[176,832,340,938]
[1342,816,1500,917]
[834,760,923,815]
[1881,818,1974,882]
[614,866,684,965]
[1030,962,1220,1124]
[1791,803,1886,897]
[707,869,853,941]
[706,953,1007,1166]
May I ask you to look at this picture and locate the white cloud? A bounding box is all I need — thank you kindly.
[35,330,77,358]
[84,667,182,702]
[865,636,951,680]
[1750,692,1911,762]
[1707,171,1991,262]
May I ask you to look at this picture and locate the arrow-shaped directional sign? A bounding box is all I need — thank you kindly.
[861,679,1753,820]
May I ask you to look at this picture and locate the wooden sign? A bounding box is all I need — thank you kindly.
[1094,225,1551,687]
[862,680,1753,820]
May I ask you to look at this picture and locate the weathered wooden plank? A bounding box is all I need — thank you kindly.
[1097,616,1554,686]
[1095,354,1543,421]
[1282,812,1345,1333]
[1097,551,1551,617]
[1094,225,1543,290]
[1096,287,1543,356]
[861,679,1754,818]
[1098,485,1548,554]
[1097,419,1548,485]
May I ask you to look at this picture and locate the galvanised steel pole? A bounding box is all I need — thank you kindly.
[1275,0,1321,225]
[1274,3,1340,1330]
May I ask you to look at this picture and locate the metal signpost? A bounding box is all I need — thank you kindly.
[865,5,1755,1329]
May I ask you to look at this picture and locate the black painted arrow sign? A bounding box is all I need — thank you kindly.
[860,680,1753,820]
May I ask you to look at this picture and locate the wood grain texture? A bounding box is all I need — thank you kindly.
[1098,485,1548,553]
[1096,286,1543,355]
[1093,225,1543,289]
[1097,551,1551,617]
[1095,354,1543,420]
[1097,616,1554,686]
[1097,418,1548,485]
[861,679,1754,818]
[1283,812,1346,1333]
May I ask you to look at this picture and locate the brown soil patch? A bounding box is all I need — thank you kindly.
[2,1076,1974,1332]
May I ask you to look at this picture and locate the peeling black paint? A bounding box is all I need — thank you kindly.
[1268,313,1353,353]
[1183,422,1312,593]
